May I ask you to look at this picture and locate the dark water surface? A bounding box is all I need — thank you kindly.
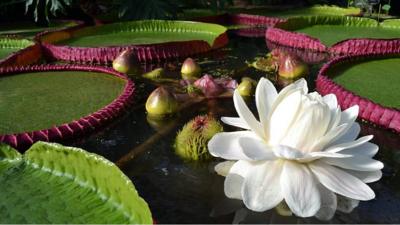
[73,35,400,224]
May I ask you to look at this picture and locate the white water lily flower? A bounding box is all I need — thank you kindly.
[208,78,383,220]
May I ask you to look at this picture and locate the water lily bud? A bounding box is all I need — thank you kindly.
[145,87,178,117]
[194,75,224,98]
[237,77,257,97]
[250,56,278,73]
[278,53,309,79]
[113,49,141,75]
[175,115,223,161]
[181,58,201,79]
[143,68,165,79]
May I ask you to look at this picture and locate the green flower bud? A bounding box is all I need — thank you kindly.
[175,115,223,161]
[145,87,178,117]
[181,58,201,79]
[237,77,257,97]
[142,68,165,80]
[112,49,141,75]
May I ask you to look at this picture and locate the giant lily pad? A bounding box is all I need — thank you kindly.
[230,5,361,18]
[267,16,400,54]
[0,20,82,38]
[0,37,34,63]
[0,65,134,150]
[39,20,228,63]
[317,53,400,133]
[0,141,152,223]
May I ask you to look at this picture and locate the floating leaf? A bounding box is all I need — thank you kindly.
[0,142,152,224]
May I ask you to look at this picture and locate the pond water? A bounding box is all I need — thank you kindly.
[71,35,400,223]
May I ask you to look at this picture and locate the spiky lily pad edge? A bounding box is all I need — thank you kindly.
[316,53,400,133]
[0,64,135,151]
[194,13,285,37]
[37,20,229,64]
[266,16,400,55]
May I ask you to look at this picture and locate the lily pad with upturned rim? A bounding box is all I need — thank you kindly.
[39,20,228,63]
[0,38,34,62]
[266,16,400,55]
[0,65,135,151]
[316,53,400,133]
[0,20,82,38]
[0,141,152,223]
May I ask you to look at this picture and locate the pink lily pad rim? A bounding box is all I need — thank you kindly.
[0,64,135,151]
[316,53,400,133]
[266,16,400,55]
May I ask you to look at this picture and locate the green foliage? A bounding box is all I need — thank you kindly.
[117,0,179,20]
[25,0,73,24]
[0,142,152,224]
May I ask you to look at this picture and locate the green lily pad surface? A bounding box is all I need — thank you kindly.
[0,141,152,223]
[233,5,360,18]
[0,38,33,61]
[328,57,400,109]
[0,71,126,134]
[0,21,80,38]
[57,20,227,47]
[182,5,360,19]
[282,16,400,47]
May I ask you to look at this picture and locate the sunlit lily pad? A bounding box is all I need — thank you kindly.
[0,141,152,223]
[317,53,400,132]
[0,21,81,38]
[40,20,228,63]
[0,65,134,150]
[267,16,400,54]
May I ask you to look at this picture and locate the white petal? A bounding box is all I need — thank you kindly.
[224,160,252,199]
[242,161,283,212]
[256,78,278,136]
[315,184,337,221]
[280,161,321,217]
[345,170,382,183]
[321,155,384,171]
[339,105,359,125]
[281,102,331,151]
[309,123,349,152]
[233,90,265,138]
[273,145,305,160]
[340,142,379,157]
[208,131,255,160]
[336,195,359,213]
[215,161,236,177]
[322,94,338,110]
[268,90,302,145]
[293,78,308,94]
[299,151,351,163]
[325,135,374,153]
[329,122,361,147]
[221,117,250,130]
[239,137,276,161]
[309,161,375,200]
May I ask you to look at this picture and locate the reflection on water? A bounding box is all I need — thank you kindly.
[72,35,400,223]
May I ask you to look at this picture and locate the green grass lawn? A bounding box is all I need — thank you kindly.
[330,58,400,109]
[295,25,400,46]
[0,71,126,134]
[58,31,216,47]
